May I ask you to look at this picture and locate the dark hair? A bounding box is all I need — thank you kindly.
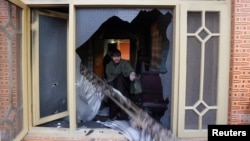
[110,48,121,57]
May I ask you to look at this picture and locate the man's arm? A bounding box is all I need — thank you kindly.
[122,60,136,81]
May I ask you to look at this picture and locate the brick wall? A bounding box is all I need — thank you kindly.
[229,0,250,124]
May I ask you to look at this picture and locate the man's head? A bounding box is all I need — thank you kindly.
[110,48,121,64]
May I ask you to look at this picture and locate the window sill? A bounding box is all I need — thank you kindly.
[23,127,127,141]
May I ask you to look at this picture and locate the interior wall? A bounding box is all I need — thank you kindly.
[118,40,130,60]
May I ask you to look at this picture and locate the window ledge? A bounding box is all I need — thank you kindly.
[23,127,127,141]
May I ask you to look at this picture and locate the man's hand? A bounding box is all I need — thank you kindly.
[129,72,136,81]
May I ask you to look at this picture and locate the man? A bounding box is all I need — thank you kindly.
[105,48,136,120]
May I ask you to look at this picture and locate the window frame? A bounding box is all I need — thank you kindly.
[7,0,30,140]
[31,9,69,126]
[9,0,231,139]
[178,3,231,137]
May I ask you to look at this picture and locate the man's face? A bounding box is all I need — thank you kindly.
[111,55,121,64]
